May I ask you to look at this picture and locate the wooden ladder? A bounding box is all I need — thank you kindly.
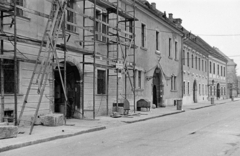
[18,0,68,135]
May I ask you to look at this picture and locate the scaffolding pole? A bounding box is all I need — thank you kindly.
[0,11,4,122]
[13,0,18,126]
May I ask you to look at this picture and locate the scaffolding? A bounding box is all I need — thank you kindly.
[80,0,137,118]
[0,0,137,128]
[0,0,18,125]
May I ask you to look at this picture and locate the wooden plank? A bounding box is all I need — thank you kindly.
[16,5,49,18]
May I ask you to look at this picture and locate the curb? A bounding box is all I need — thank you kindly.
[0,126,106,153]
[189,104,215,110]
[123,110,185,124]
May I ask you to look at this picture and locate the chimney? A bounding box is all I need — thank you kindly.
[151,2,156,9]
[168,13,173,22]
[174,18,182,27]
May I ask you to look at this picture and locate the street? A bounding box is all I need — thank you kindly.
[2,100,240,156]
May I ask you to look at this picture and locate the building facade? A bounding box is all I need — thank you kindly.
[214,47,238,98]
[182,33,209,105]
[0,0,184,122]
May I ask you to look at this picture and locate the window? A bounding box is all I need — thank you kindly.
[214,86,216,95]
[11,0,23,16]
[141,23,146,47]
[213,63,215,74]
[217,64,219,75]
[199,84,201,95]
[205,61,207,72]
[175,41,178,60]
[171,76,176,91]
[210,86,212,96]
[187,52,189,67]
[198,58,200,70]
[95,10,108,42]
[156,31,159,50]
[221,66,223,76]
[187,82,190,95]
[202,60,204,71]
[67,0,76,32]
[183,81,185,95]
[101,13,107,42]
[0,60,18,94]
[202,84,204,95]
[195,56,197,69]
[97,70,106,94]
[138,71,141,89]
[205,85,208,95]
[192,54,194,68]
[224,67,226,77]
[183,50,185,65]
[169,38,171,57]
[210,61,212,73]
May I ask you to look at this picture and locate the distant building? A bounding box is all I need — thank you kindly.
[182,32,210,104]
[214,47,238,98]
[207,47,228,100]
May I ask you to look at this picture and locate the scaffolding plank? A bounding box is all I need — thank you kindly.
[0,2,12,12]
[16,5,49,18]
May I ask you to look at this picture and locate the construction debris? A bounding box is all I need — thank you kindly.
[0,125,18,139]
[40,114,64,126]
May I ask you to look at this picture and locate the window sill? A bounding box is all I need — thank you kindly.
[140,47,148,51]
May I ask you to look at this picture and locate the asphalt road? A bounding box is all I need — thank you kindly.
[2,100,240,156]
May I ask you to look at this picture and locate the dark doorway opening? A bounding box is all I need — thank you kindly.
[54,62,81,118]
[217,83,220,99]
[152,68,163,107]
[193,80,197,103]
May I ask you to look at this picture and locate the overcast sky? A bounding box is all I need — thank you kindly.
[147,0,240,75]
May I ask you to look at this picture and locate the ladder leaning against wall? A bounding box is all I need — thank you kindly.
[18,0,68,135]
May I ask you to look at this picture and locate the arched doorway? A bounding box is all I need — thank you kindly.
[54,62,81,118]
[193,80,197,103]
[217,83,220,99]
[152,68,163,107]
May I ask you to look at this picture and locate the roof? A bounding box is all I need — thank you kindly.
[135,0,184,35]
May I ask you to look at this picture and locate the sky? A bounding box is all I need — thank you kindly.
[147,0,240,75]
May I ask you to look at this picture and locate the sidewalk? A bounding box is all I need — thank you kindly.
[0,98,239,153]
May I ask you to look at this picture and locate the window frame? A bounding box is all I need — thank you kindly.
[192,54,194,68]
[171,75,177,91]
[156,31,159,50]
[141,23,146,48]
[168,38,172,58]
[0,59,19,94]
[97,69,106,95]
[183,50,185,65]
[175,41,178,60]
[138,71,142,89]
[67,0,77,32]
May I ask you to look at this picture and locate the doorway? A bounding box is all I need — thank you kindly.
[217,83,220,99]
[193,80,197,103]
[152,68,163,107]
[54,62,81,118]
